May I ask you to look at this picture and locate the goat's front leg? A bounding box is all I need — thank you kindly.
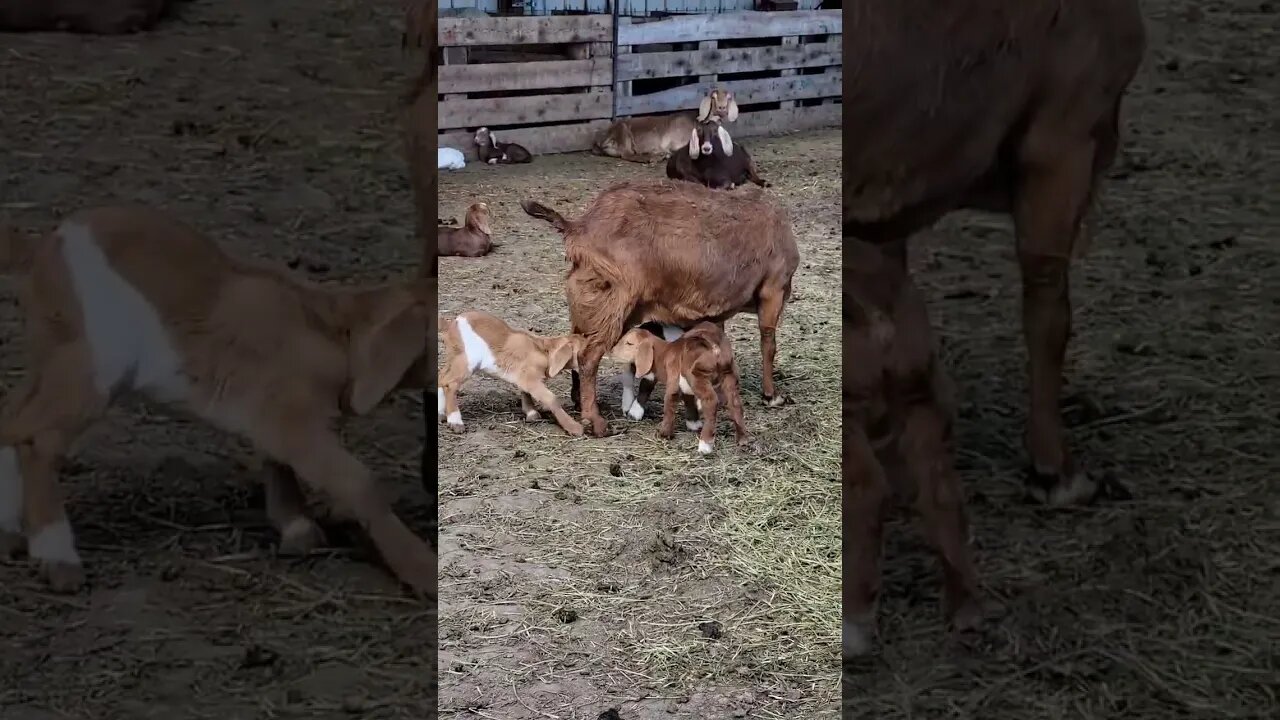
[757,283,789,407]
[516,377,583,437]
[438,356,471,433]
[262,461,327,556]
[656,384,679,440]
[518,391,540,422]
[692,385,719,455]
[720,362,752,445]
[576,344,609,437]
[843,424,891,658]
[258,422,435,599]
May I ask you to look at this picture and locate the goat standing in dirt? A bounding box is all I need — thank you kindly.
[0,207,433,597]
[521,179,799,437]
[437,311,585,436]
[843,239,982,657]
[438,202,494,257]
[609,322,750,455]
[666,118,769,190]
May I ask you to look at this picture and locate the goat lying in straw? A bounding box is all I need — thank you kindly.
[438,202,494,257]
[0,206,433,597]
[438,310,586,436]
[608,322,750,455]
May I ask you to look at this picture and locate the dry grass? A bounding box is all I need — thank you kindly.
[438,131,842,718]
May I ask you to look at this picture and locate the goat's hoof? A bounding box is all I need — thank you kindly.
[843,616,876,659]
[278,517,327,557]
[0,530,26,559]
[627,404,647,421]
[562,421,585,437]
[696,439,714,455]
[1022,466,1102,506]
[762,393,787,408]
[736,433,754,447]
[523,409,541,421]
[446,413,466,433]
[656,427,675,441]
[41,560,85,593]
[586,416,608,437]
[948,595,987,633]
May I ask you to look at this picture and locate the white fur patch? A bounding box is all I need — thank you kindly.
[28,521,80,564]
[660,325,684,342]
[437,387,446,417]
[640,372,655,382]
[525,409,540,420]
[678,375,693,395]
[447,411,463,426]
[619,372,635,413]
[456,317,499,374]
[59,222,187,402]
[686,420,703,432]
[697,439,713,455]
[627,403,646,421]
[487,158,498,165]
[0,447,21,534]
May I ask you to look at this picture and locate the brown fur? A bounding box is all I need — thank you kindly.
[521,179,799,437]
[474,127,532,164]
[609,322,749,454]
[843,0,1146,501]
[591,113,699,163]
[666,119,769,190]
[0,206,434,598]
[697,89,739,123]
[842,239,982,657]
[438,202,494,257]
[437,311,585,436]
[0,0,168,34]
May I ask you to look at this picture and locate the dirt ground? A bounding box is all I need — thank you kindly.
[437,131,842,718]
[0,2,434,719]
[843,1,1279,719]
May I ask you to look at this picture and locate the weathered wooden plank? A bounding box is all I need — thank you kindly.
[729,104,842,139]
[437,119,612,160]
[440,91,614,129]
[439,15,612,47]
[440,58,611,94]
[617,72,841,116]
[616,10,840,45]
[616,38,840,80]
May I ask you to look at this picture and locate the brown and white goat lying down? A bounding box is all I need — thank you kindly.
[666,119,769,190]
[437,311,585,436]
[521,179,799,438]
[609,322,749,455]
[0,207,433,597]
[438,202,494,257]
[843,239,982,657]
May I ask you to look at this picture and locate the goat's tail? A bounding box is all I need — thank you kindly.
[0,225,33,274]
[520,199,570,233]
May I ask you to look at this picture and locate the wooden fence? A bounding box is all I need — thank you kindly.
[437,10,841,159]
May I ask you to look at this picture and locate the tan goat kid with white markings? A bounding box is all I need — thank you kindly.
[0,206,433,597]
[438,310,586,436]
[608,321,750,455]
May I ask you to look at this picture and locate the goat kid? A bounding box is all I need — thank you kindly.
[843,239,982,657]
[697,88,739,124]
[0,206,433,597]
[609,322,749,455]
[438,311,585,436]
[474,127,533,164]
[617,321,684,420]
[438,202,494,257]
[666,119,769,190]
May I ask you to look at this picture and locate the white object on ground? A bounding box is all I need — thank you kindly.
[438,147,466,170]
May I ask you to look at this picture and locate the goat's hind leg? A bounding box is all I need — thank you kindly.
[516,376,583,437]
[263,461,327,556]
[756,283,789,407]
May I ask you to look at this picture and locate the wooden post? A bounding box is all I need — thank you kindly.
[615,17,632,115]
[779,35,799,108]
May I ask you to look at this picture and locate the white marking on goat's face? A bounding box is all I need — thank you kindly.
[456,317,499,374]
[0,448,21,534]
[437,387,446,417]
[678,375,693,395]
[447,411,463,427]
[697,439,713,455]
[685,419,703,432]
[627,402,646,421]
[700,137,714,156]
[60,221,188,402]
[28,520,81,565]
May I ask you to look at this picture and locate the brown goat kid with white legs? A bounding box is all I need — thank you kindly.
[521,179,799,438]
[843,239,982,657]
[609,322,750,455]
[0,207,433,596]
[438,202,494,257]
[437,310,586,436]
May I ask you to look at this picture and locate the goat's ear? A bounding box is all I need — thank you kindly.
[634,340,655,378]
[347,297,427,415]
[470,205,492,236]
[547,337,576,378]
[717,126,734,156]
[698,96,712,122]
[726,96,739,122]
[688,128,701,159]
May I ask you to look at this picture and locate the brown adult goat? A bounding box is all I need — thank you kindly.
[521,180,799,438]
[844,0,1146,505]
